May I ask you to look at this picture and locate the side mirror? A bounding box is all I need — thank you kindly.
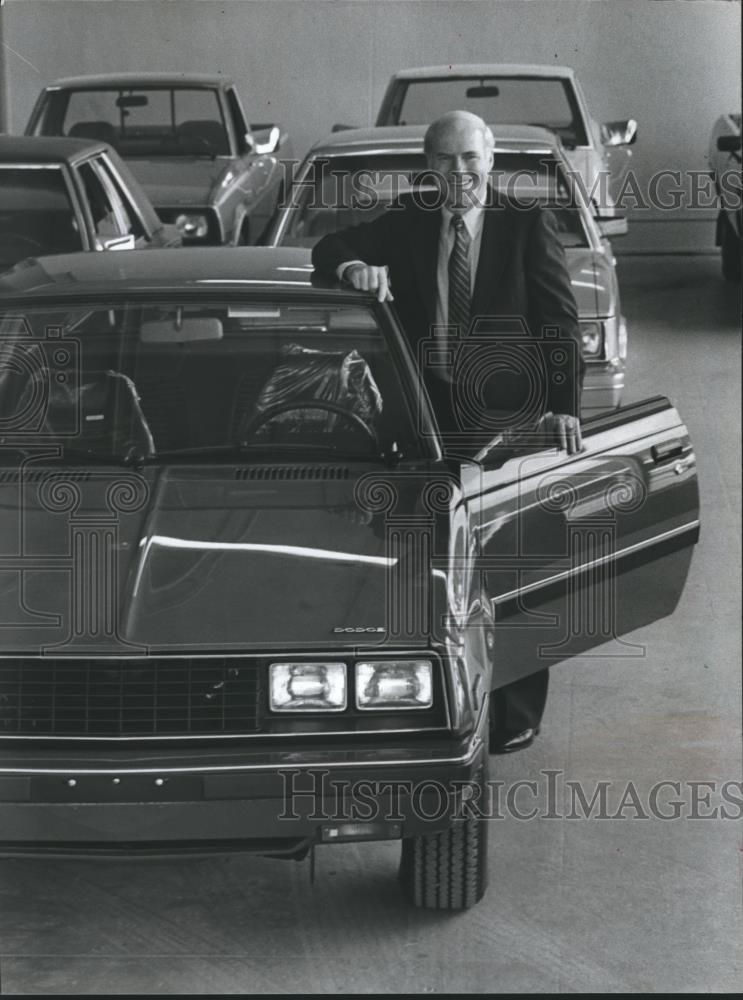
[596,216,628,238]
[243,131,256,154]
[601,118,638,147]
[249,123,282,155]
[717,134,742,153]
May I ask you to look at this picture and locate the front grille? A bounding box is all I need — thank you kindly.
[0,658,261,738]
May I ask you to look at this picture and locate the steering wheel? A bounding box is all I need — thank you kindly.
[240,399,379,447]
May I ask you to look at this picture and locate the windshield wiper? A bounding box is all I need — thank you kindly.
[153,442,403,465]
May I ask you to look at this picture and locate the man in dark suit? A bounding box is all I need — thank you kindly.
[312,110,584,753]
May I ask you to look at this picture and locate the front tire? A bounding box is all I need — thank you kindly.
[398,762,488,910]
[721,216,741,283]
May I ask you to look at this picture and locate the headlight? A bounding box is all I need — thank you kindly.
[175,213,210,239]
[580,321,603,357]
[269,662,346,712]
[355,660,433,710]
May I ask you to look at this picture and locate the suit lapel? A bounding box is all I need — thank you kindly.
[471,192,512,320]
[408,204,440,327]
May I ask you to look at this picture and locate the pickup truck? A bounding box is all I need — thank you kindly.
[368,63,636,224]
[26,73,292,246]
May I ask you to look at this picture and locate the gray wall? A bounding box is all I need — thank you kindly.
[2,0,741,251]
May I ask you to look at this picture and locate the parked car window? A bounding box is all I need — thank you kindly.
[76,160,126,242]
[285,153,430,240]
[0,165,83,268]
[282,151,590,249]
[395,77,588,147]
[62,87,229,157]
[0,302,424,460]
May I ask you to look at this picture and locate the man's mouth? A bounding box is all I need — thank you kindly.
[444,174,480,207]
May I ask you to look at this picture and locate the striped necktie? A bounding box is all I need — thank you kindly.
[448,214,471,338]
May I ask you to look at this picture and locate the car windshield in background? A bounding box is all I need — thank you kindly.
[55,87,230,157]
[0,166,83,269]
[393,77,588,147]
[0,302,422,463]
[282,151,589,248]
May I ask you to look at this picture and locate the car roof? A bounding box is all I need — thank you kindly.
[309,123,560,155]
[0,248,355,300]
[388,63,575,80]
[46,72,230,90]
[0,134,109,164]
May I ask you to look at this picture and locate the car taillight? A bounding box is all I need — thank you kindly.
[580,321,603,356]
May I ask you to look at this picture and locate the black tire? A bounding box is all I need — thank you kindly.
[398,762,488,910]
[721,217,741,283]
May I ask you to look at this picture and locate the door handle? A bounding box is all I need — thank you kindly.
[651,439,685,463]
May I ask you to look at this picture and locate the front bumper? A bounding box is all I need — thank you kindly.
[581,358,625,414]
[0,735,486,857]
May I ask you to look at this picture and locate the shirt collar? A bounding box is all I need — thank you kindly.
[441,202,485,240]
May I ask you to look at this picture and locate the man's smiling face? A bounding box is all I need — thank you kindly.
[427,118,494,212]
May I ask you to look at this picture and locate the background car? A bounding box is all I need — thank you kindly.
[708,112,741,282]
[369,63,636,222]
[266,124,628,413]
[0,135,180,271]
[25,73,292,245]
[0,247,699,909]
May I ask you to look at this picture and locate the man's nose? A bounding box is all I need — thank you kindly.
[450,155,467,172]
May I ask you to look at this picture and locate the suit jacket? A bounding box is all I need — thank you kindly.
[312,189,584,422]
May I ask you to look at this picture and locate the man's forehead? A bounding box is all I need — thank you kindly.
[430,122,487,153]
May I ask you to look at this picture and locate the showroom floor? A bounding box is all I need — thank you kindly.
[0,253,740,995]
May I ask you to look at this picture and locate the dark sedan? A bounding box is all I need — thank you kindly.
[0,248,699,909]
[0,135,180,271]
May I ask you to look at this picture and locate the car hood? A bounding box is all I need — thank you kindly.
[1,464,452,653]
[128,158,238,208]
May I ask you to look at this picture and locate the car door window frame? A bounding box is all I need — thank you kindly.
[74,156,130,248]
[88,156,138,241]
[95,154,153,245]
[224,86,248,156]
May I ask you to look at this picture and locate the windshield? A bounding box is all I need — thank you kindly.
[390,77,588,148]
[0,301,424,464]
[0,166,83,269]
[280,151,590,248]
[53,87,230,158]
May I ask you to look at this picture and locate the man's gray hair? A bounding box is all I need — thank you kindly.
[423,110,495,156]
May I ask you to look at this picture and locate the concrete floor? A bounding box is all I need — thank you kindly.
[0,254,740,995]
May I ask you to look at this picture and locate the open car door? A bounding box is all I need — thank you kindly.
[460,396,700,689]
